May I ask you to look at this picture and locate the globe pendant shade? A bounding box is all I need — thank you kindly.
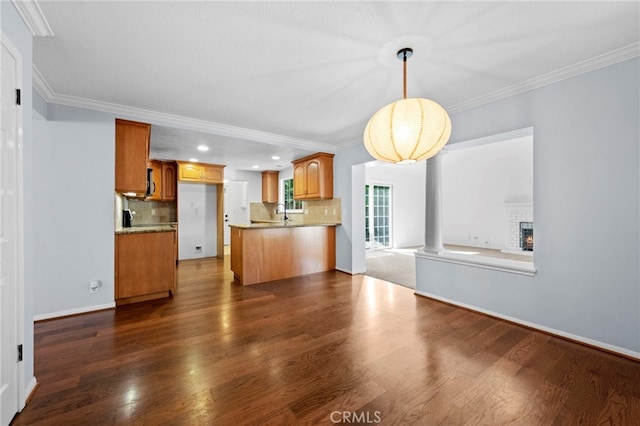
[363,97,451,164]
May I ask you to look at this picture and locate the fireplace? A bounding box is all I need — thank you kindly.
[519,222,533,251]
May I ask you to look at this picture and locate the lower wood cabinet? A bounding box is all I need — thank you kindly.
[115,230,176,304]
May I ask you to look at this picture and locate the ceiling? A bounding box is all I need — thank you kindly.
[29,1,639,171]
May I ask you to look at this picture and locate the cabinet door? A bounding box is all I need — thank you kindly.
[178,163,203,182]
[305,159,320,198]
[162,162,177,201]
[115,232,176,299]
[262,171,279,203]
[115,119,150,194]
[293,162,307,199]
[147,160,163,201]
[202,165,223,184]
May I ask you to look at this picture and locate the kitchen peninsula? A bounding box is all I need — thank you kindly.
[230,222,337,286]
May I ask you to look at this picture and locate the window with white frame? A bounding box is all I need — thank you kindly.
[283,178,303,211]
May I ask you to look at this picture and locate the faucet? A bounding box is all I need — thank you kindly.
[275,203,288,222]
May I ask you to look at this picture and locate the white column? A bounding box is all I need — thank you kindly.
[422,152,445,254]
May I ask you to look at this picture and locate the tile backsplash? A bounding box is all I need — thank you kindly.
[127,199,177,224]
[250,198,341,224]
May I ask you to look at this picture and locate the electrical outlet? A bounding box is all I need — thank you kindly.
[89,280,101,294]
[195,246,202,253]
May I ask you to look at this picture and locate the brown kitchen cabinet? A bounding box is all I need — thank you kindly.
[115,230,176,304]
[115,119,150,195]
[262,170,279,203]
[292,152,334,200]
[146,159,163,201]
[162,161,177,201]
[176,161,225,184]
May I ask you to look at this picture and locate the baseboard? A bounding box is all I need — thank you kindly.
[23,376,37,407]
[335,267,366,275]
[414,289,640,362]
[34,302,116,322]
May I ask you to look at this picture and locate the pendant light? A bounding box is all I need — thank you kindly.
[363,48,451,164]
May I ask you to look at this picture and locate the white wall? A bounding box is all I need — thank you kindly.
[335,147,370,274]
[224,167,262,203]
[442,136,533,250]
[178,183,217,259]
[32,107,115,318]
[365,162,426,248]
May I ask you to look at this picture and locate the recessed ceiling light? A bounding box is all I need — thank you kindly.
[197,145,209,152]
[271,155,280,160]
[252,165,260,169]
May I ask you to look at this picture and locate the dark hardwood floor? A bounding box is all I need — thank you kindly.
[12,255,640,425]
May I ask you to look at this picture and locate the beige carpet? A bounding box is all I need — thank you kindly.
[365,248,417,289]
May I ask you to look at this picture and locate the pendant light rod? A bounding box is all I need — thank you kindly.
[397,48,413,100]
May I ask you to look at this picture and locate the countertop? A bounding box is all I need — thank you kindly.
[229,221,340,229]
[115,224,177,234]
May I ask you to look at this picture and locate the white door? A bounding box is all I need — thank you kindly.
[1,35,24,426]
[223,181,248,245]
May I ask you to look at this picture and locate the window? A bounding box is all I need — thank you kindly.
[283,178,303,211]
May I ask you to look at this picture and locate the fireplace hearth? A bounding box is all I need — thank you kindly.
[519,222,533,251]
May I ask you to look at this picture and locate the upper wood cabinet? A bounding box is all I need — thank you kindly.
[202,164,224,184]
[115,119,150,194]
[262,171,279,203]
[146,160,163,201]
[292,153,334,200]
[162,161,177,201]
[146,160,176,201]
[176,161,225,184]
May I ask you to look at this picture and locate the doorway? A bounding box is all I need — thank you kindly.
[365,184,392,251]
[223,181,248,246]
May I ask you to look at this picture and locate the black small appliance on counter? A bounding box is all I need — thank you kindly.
[123,209,133,227]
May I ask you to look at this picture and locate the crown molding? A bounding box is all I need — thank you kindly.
[336,43,639,152]
[42,90,335,153]
[446,42,640,114]
[32,65,54,100]
[33,42,639,153]
[11,0,53,37]
[335,137,364,151]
